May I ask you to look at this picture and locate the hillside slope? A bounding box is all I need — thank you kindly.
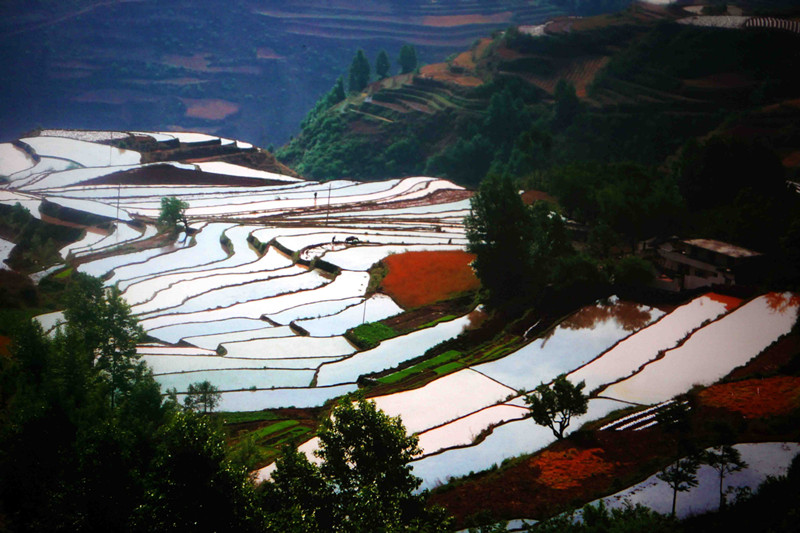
[278,2,800,185]
[0,0,634,147]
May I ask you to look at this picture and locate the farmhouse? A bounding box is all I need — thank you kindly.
[655,238,763,290]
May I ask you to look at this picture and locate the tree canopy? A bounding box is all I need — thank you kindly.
[523,374,588,440]
[263,396,451,532]
[465,173,571,307]
[348,49,371,94]
[398,44,418,74]
[158,196,189,235]
[376,49,391,79]
[184,380,222,414]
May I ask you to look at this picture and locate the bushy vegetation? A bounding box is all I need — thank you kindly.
[0,274,454,532]
[0,203,81,271]
[261,396,451,532]
[346,321,398,350]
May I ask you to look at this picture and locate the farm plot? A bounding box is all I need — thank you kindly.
[0,143,35,176]
[77,232,191,279]
[3,158,77,189]
[369,369,517,435]
[320,243,465,271]
[155,368,316,393]
[315,314,474,386]
[0,190,44,219]
[590,442,800,519]
[599,293,800,405]
[195,162,302,183]
[474,299,664,392]
[121,229,277,304]
[416,403,530,456]
[45,196,134,222]
[195,384,359,412]
[295,294,403,336]
[59,229,109,259]
[410,398,629,489]
[69,223,155,259]
[107,222,235,285]
[147,317,288,345]
[567,293,738,394]
[0,237,14,269]
[220,335,355,360]
[135,268,326,317]
[181,325,296,351]
[380,250,479,308]
[20,136,141,167]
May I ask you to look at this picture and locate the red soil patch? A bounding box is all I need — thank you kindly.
[128,77,209,86]
[419,63,484,87]
[257,47,284,60]
[180,98,240,120]
[684,72,754,89]
[380,251,479,309]
[532,448,616,489]
[516,56,609,97]
[705,292,743,311]
[452,50,476,70]
[760,98,800,113]
[422,12,512,27]
[698,376,800,418]
[496,45,524,60]
[161,54,260,75]
[429,431,665,527]
[0,336,11,357]
[162,53,211,71]
[521,190,558,206]
[782,151,800,168]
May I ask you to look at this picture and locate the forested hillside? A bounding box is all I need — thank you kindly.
[278,2,800,185]
[0,0,631,147]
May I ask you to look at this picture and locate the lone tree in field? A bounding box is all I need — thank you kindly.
[703,444,748,509]
[158,196,189,235]
[398,44,417,74]
[658,455,700,518]
[183,380,221,414]
[523,374,588,440]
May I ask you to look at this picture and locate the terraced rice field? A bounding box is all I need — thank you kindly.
[2,131,798,491]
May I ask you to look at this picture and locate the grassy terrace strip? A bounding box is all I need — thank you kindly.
[378,350,464,384]
[345,321,398,350]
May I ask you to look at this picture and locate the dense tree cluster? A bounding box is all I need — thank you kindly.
[158,196,189,235]
[0,275,449,531]
[398,44,418,74]
[262,397,451,532]
[349,49,371,94]
[466,173,600,308]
